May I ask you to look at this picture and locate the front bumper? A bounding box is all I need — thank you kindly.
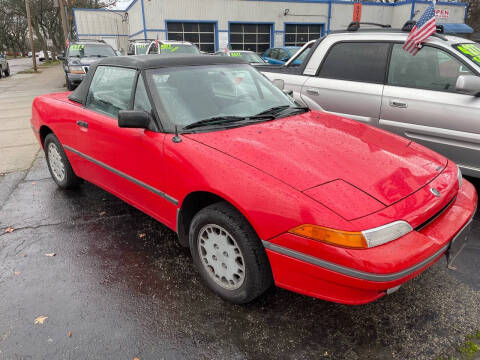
[264,180,477,305]
[66,72,85,84]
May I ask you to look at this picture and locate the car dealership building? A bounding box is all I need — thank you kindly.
[72,0,471,53]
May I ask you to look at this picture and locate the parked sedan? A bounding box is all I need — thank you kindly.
[263,46,309,65]
[0,54,10,77]
[214,50,266,65]
[31,56,477,305]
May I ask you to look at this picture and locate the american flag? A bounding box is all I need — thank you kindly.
[403,1,437,56]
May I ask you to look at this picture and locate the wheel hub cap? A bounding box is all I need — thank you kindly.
[48,142,65,182]
[197,224,245,290]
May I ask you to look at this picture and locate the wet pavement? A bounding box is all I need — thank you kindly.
[0,153,479,360]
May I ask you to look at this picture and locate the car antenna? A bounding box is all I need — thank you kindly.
[172,125,182,143]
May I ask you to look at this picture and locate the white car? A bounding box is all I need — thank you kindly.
[37,51,53,61]
[0,55,10,77]
[146,40,201,55]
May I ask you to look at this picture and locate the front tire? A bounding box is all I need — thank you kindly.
[66,75,76,91]
[44,133,82,189]
[4,64,10,77]
[189,202,273,304]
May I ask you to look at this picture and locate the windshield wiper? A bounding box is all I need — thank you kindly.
[254,105,309,117]
[183,115,274,130]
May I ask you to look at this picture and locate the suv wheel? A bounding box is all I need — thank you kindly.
[66,76,75,91]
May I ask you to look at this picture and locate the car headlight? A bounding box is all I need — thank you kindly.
[289,221,412,249]
[457,165,463,189]
[69,65,85,74]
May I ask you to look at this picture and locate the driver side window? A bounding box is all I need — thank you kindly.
[86,66,136,119]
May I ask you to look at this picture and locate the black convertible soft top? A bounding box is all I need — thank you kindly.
[68,55,247,105]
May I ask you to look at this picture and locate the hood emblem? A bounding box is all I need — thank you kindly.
[430,188,440,197]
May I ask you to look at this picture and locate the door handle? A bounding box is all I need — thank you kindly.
[76,120,88,128]
[306,88,320,96]
[389,100,408,109]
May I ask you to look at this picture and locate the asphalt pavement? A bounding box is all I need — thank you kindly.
[0,64,64,174]
[0,66,479,360]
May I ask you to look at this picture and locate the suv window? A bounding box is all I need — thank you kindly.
[148,43,158,54]
[264,49,271,57]
[86,66,136,119]
[318,42,390,84]
[388,44,473,92]
[134,76,152,113]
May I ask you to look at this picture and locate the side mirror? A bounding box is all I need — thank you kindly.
[283,89,294,97]
[118,110,151,129]
[456,75,480,97]
[272,79,285,90]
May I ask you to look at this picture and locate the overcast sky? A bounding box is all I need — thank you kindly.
[111,0,131,10]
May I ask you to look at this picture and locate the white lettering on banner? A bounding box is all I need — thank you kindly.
[435,9,450,19]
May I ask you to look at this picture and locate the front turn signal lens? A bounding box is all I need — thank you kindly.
[289,225,368,248]
[289,221,413,249]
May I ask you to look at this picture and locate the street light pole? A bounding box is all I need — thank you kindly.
[25,0,37,72]
[58,0,69,46]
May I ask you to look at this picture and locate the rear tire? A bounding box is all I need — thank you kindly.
[189,202,273,304]
[44,133,82,189]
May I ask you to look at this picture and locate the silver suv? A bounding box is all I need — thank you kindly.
[261,29,480,178]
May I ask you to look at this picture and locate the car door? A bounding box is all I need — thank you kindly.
[380,44,480,176]
[300,41,390,125]
[75,65,173,224]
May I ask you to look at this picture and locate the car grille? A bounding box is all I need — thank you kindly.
[415,196,456,231]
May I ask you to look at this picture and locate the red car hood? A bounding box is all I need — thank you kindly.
[185,111,447,206]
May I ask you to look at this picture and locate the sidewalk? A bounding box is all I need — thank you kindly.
[0,65,64,174]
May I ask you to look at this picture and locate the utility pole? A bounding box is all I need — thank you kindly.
[58,0,69,46]
[25,0,37,72]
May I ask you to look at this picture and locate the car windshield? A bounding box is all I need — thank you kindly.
[147,64,300,130]
[230,52,264,63]
[159,44,201,54]
[454,43,480,67]
[68,44,116,58]
[286,47,310,62]
[135,43,149,55]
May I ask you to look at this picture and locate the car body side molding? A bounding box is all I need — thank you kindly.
[262,239,452,282]
[63,144,178,205]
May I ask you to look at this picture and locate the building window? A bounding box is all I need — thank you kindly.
[167,22,215,53]
[285,24,322,46]
[229,23,271,54]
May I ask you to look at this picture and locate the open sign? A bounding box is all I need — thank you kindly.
[435,9,450,19]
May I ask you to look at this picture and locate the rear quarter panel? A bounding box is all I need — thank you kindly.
[32,94,84,168]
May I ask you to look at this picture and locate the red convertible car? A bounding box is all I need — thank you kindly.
[31,56,477,305]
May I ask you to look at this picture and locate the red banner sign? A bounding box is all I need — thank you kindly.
[353,3,362,22]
